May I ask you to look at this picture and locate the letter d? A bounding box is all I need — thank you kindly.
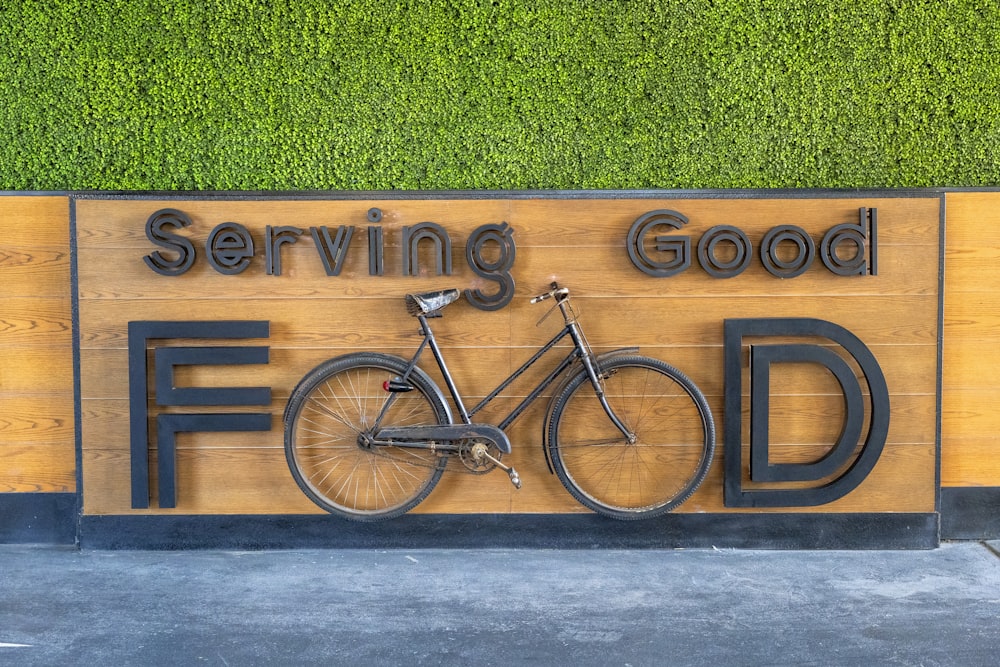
[723,318,890,508]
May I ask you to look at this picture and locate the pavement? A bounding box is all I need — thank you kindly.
[2,542,999,666]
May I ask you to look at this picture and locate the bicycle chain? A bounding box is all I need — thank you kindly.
[368,442,498,475]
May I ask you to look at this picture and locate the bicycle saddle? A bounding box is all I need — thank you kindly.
[405,289,461,317]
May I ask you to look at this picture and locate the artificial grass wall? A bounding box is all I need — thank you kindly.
[1,0,997,190]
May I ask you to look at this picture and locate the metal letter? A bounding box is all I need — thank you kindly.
[128,321,271,509]
[310,225,356,276]
[821,207,878,276]
[626,209,691,277]
[206,222,255,275]
[697,225,752,278]
[266,225,303,276]
[368,226,384,276]
[760,225,815,278]
[464,222,516,311]
[402,222,452,276]
[144,209,196,276]
[723,318,890,508]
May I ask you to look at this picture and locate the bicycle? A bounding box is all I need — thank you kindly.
[283,282,715,521]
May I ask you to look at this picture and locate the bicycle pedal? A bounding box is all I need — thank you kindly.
[508,468,522,489]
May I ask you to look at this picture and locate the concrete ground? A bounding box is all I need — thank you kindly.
[2,542,999,666]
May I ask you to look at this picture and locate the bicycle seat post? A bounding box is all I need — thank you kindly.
[417,313,472,424]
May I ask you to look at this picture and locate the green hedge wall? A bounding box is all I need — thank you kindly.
[1,0,998,190]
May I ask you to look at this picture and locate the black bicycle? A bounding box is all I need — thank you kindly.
[283,282,715,521]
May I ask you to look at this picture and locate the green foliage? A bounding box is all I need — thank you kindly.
[1,0,998,190]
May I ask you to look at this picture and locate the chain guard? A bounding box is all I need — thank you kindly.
[369,441,500,476]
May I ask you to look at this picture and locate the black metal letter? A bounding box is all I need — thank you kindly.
[697,225,752,278]
[723,318,890,507]
[206,222,255,275]
[144,209,196,276]
[402,222,452,276]
[626,209,691,277]
[310,225,356,276]
[464,222,516,311]
[128,321,271,509]
[760,225,815,278]
[266,225,303,276]
[368,226,384,276]
[821,207,878,276]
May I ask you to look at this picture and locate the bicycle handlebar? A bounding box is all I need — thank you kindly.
[530,282,570,304]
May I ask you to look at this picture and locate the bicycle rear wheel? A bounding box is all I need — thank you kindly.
[284,353,450,521]
[548,355,715,519]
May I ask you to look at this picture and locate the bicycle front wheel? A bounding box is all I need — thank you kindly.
[284,353,450,521]
[548,355,715,519]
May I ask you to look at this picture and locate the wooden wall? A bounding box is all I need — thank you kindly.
[74,195,941,517]
[942,193,1000,488]
[0,196,75,494]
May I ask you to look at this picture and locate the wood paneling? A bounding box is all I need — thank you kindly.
[0,196,75,493]
[942,193,1000,486]
[75,195,941,516]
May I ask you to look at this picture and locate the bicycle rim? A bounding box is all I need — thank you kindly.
[550,357,714,519]
[285,355,448,520]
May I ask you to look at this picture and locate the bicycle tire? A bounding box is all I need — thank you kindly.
[547,355,715,519]
[284,352,450,521]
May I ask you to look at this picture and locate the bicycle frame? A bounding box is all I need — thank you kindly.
[383,296,635,446]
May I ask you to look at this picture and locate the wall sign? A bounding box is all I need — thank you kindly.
[73,194,940,523]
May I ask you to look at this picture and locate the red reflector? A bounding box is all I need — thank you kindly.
[383,380,391,392]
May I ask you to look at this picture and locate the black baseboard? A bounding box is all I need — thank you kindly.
[941,487,1000,539]
[0,493,78,544]
[79,512,939,550]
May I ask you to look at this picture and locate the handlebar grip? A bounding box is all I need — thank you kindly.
[530,282,568,304]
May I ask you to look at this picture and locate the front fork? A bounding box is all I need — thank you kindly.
[570,323,637,445]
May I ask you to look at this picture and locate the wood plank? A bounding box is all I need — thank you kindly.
[0,348,74,394]
[0,444,76,492]
[75,198,516,248]
[74,196,940,248]
[940,439,1000,487]
[81,392,934,456]
[943,339,1000,387]
[0,298,73,345]
[942,388,1000,486]
[0,395,75,445]
[689,442,935,514]
[944,192,1000,245]
[943,301,1000,342]
[944,246,1000,293]
[0,249,70,297]
[0,196,70,246]
[77,239,938,300]
[78,344,935,411]
[78,294,938,350]
[507,197,940,247]
[942,193,1000,488]
[81,441,934,515]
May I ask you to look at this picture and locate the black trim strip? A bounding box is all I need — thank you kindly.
[936,196,946,510]
[69,197,83,540]
[0,493,77,544]
[941,487,1000,539]
[79,513,939,550]
[69,188,946,202]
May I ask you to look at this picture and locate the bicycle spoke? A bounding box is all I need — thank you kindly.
[285,356,449,520]
[549,357,714,518]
